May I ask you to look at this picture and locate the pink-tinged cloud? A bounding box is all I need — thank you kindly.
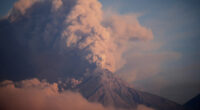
[10,0,155,73]
[52,0,63,11]
[117,48,181,83]
[14,0,41,14]
[61,0,154,72]
[0,79,114,110]
[104,14,154,41]
[0,79,154,110]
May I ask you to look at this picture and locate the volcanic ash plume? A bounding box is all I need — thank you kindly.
[14,0,41,14]
[61,0,119,72]
[8,0,153,74]
[61,0,153,72]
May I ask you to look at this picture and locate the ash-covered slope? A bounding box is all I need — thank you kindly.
[61,69,185,110]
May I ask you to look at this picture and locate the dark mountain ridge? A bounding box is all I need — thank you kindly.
[184,94,200,110]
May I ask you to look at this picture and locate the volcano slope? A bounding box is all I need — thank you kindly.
[59,69,185,110]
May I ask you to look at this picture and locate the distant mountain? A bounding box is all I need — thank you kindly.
[59,69,185,110]
[184,94,200,110]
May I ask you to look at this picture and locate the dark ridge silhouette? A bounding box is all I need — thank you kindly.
[184,94,200,110]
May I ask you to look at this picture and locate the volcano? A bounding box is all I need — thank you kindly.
[57,69,185,110]
[0,0,187,110]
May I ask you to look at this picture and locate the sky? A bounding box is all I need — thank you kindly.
[99,0,200,104]
[0,0,200,104]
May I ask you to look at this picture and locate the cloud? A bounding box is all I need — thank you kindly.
[2,0,154,77]
[52,0,63,11]
[62,0,115,71]
[116,41,181,82]
[0,79,115,110]
[2,0,155,81]
[14,0,41,14]
[0,79,155,110]
[104,14,153,41]
[14,0,63,14]
[61,0,154,72]
[136,105,155,110]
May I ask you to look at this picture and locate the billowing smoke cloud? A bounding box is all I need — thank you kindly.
[0,79,154,110]
[117,47,181,82]
[14,0,63,14]
[52,0,63,11]
[61,0,153,72]
[1,0,154,81]
[7,0,154,73]
[62,0,118,72]
[103,13,154,71]
[14,0,41,14]
[104,14,153,41]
